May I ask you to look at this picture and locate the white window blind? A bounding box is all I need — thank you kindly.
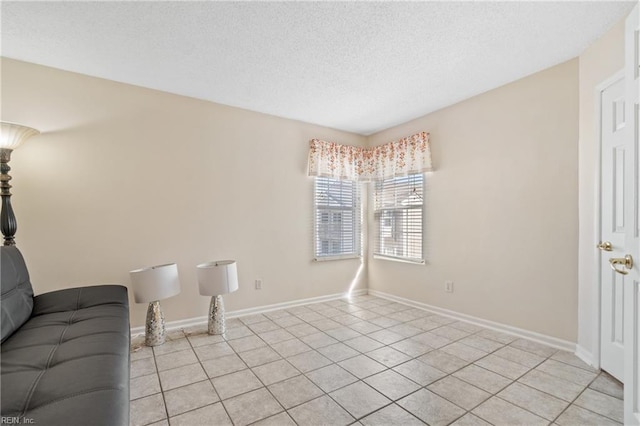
[314,177,361,259]
[374,173,424,263]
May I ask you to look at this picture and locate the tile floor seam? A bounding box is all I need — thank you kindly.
[585,380,623,400]
[257,299,385,422]
[298,365,374,396]
[442,408,470,426]
[554,384,624,424]
[185,329,233,426]
[491,348,547,371]
[394,398,438,425]
[150,342,171,425]
[326,386,394,423]
[163,395,218,421]
[378,309,601,424]
[548,355,599,373]
[219,325,292,424]
[231,306,472,422]
[154,359,201,374]
[215,348,284,425]
[427,377,492,413]
[131,295,622,426]
[161,400,217,424]
[503,379,575,417]
[348,400,396,424]
[262,299,406,423]
[547,364,610,425]
[368,358,493,421]
[465,351,571,423]
[517,371,597,405]
[566,387,624,424]
[446,372,509,417]
[267,378,323,412]
[490,394,552,424]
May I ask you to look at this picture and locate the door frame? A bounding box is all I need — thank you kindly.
[590,69,625,370]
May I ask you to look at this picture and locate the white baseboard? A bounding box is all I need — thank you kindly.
[368,289,577,353]
[133,286,579,356]
[575,345,597,368]
[131,288,368,336]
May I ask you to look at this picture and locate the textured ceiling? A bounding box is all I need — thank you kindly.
[1,1,635,135]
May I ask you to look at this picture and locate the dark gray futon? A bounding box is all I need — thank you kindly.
[1,246,130,425]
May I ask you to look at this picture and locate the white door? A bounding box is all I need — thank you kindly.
[600,75,626,382]
[624,4,640,424]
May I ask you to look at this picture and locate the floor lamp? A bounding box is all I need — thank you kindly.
[0,122,40,246]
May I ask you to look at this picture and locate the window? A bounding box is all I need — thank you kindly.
[374,173,424,263]
[314,177,361,259]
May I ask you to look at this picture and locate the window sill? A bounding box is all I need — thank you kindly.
[314,255,362,262]
[373,255,425,265]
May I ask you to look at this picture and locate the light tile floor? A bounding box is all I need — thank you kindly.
[130,295,623,426]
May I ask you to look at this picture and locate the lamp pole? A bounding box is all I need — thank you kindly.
[0,148,17,246]
[0,122,40,246]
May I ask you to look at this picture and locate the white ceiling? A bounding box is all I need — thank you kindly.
[1,1,635,135]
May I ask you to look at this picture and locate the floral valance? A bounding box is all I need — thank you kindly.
[308,131,432,181]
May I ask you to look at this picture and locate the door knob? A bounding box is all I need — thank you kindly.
[610,255,633,275]
[597,241,613,251]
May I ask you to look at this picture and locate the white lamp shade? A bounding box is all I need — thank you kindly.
[130,263,181,303]
[197,260,239,296]
[0,122,40,150]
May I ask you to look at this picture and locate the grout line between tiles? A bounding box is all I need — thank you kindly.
[153,342,170,425]
[131,294,617,426]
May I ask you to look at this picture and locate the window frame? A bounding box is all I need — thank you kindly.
[313,176,362,261]
[373,173,425,264]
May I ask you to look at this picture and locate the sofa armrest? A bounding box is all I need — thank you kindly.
[32,285,128,316]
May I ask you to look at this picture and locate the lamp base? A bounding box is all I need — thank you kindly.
[208,295,225,335]
[0,148,17,247]
[145,301,166,346]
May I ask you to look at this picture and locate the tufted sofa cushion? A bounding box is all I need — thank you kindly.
[1,246,34,343]
[1,285,130,425]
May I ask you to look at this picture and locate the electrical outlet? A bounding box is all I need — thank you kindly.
[255,279,262,290]
[445,281,454,293]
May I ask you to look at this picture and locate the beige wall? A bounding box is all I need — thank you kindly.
[2,29,621,343]
[1,58,367,328]
[577,19,626,358]
[366,60,579,341]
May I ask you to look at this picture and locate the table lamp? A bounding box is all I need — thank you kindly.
[130,263,181,346]
[197,260,238,335]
